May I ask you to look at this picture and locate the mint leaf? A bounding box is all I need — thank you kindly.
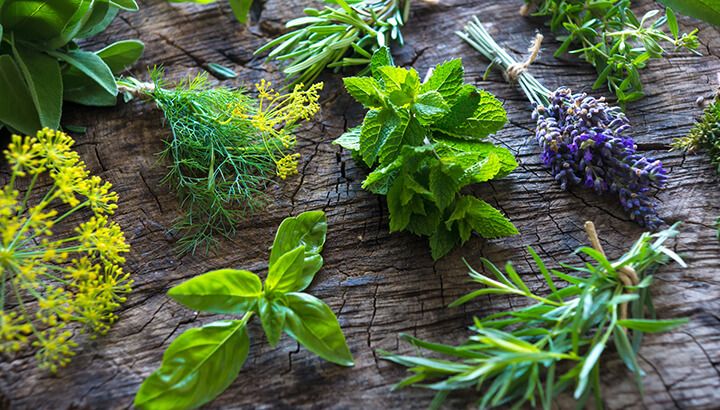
[430,225,460,260]
[429,161,462,211]
[359,108,409,167]
[420,59,464,103]
[432,86,506,140]
[343,76,385,109]
[333,126,361,151]
[446,196,518,240]
[378,66,420,106]
[370,46,395,82]
[380,111,425,164]
[436,139,518,180]
[412,90,449,125]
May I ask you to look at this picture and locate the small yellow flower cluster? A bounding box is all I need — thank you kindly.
[0,128,131,373]
[228,80,324,181]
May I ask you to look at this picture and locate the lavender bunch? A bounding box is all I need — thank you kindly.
[458,17,668,228]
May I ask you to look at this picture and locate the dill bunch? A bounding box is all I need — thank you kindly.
[256,0,410,87]
[382,222,687,409]
[120,71,322,255]
[0,129,132,373]
[672,96,720,172]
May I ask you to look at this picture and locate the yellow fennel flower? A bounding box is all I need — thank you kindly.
[276,153,301,180]
[0,128,132,372]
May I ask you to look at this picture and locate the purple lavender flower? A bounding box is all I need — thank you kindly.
[532,88,667,228]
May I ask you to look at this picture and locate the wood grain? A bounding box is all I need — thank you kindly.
[1,0,719,409]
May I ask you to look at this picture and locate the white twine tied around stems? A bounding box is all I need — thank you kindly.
[583,221,639,321]
[504,32,544,83]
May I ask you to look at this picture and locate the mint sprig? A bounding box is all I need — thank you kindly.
[134,211,353,410]
[335,48,518,260]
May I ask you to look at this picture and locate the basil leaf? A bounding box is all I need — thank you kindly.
[167,269,262,314]
[0,55,41,134]
[49,49,117,96]
[283,292,354,367]
[268,210,327,292]
[265,245,306,294]
[11,46,62,130]
[134,319,250,410]
[228,0,253,23]
[657,0,720,26]
[259,297,286,346]
[96,40,144,74]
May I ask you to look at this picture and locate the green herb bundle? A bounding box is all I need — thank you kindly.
[256,0,410,87]
[120,71,322,254]
[523,0,699,103]
[334,48,518,260]
[134,211,353,410]
[382,221,687,409]
[0,0,144,134]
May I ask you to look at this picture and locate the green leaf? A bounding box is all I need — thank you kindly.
[134,319,250,410]
[12,46,62,130]
[657,1,720,26]
[259,297,286,346]
[420,59,464,102]
[61,69,118,107]
[378,66,420,106]
[268,210,327,292]
[228,0,253,23]
[435,138,518,180]
[380,110,424,164]
[429,162,461,211]
[333,126,360,151]
[108,0,139,11]
[446,196,518,241]
[0,0,88,42]
[358,108,397,166]
[412,90,449,125]
[49,49,117,96]
[265,245,306,294]
[167,269,262,314]
[343,76,385,109]
[666,7,679,38]
[432,86,507,140]
[370,46,394,81]
[618,318,689,333]
[429,225,459,260]
[283,292,354,366]
[96,40,145,74]
[75,2,119,39]
[0,55,41,134]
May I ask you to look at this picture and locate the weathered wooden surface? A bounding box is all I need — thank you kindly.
[2,0,720,408]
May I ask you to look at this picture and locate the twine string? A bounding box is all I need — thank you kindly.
[504,33,544,82]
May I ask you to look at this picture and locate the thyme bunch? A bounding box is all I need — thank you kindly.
[672,94,720,172]
[119,70,322,254]
[382,222,687,409]
[523,0,699,103]
[256,0,410,87]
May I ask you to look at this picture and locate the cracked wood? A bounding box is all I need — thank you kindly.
[1,0,720,409]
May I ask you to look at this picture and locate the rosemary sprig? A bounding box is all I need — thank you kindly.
[382,222,687,409]
[255,0,410,87]
[523,0,700,103]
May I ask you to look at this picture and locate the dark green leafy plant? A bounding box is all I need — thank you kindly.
[167,0,254,24]
[256,0,410,87]
[382,221,687,409]
[134,211,354,410]
[334,48,518,260]
[657,0,720,27]
[0,0,144,134]
[118,71,322,254]
[523,0,699,103]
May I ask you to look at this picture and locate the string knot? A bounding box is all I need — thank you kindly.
[505,33,544,82]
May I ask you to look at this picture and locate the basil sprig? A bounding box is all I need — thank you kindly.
[0,0,144,134]
[134,211,354,410]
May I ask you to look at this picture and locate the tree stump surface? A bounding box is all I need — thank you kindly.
[2,0,720,409]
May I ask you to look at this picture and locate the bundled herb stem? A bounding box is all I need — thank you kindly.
[522,0,699,103]
[459,17,668,228]
[119,71,322,254]
[256,0,410,87]
[383,222,687,409]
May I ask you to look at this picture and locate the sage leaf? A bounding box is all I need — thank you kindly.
[168,269,262,314]
[0,0,87,42]
[0,55,41,134]
[134,319,250,410]
[11,46,62,130]
[259,297,286,346]
[283,292,354,366]
[50,49,117,96]
[109,0,140,11]
[76,2,119,39]
[96,40,145,74]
